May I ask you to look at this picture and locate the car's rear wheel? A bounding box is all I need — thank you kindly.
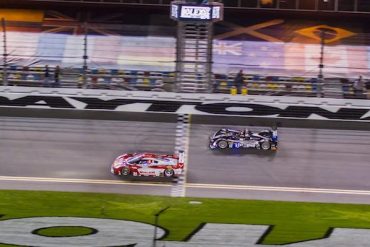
[121,167,130,176]
[164,168,175,177]
[217,140,228,149]
[261,141,271,150]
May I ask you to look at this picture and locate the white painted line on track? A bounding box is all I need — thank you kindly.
[188,183,370,195]
[1,175,370,196]
[182,114,191,195]
[172,113,191,197]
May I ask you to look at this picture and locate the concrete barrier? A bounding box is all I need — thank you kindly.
[1,86,370,107]
[0,86,369,130]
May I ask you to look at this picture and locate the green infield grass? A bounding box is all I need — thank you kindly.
[33,226,95,237]
[1,190,370,246]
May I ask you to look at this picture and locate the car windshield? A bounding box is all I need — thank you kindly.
[215,129,225,136]
[126,154,144,164]
[157,158,177,166]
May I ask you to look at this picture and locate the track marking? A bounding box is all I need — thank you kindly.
[0,176,170,187]
[172,114,191,197]
[1,176,370,196]
[188,183,370,195]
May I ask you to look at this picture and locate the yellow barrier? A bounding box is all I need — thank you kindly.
[241,87,248,95]
[230,86,237,95]
[143,78,150,85]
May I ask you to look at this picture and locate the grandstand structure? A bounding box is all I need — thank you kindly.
[1,0,370,98]
[5,0,370,14]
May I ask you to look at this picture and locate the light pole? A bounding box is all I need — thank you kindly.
[317,29,325,98]
[152,206,170,247]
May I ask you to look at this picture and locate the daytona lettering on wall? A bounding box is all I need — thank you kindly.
[0,217,370,246]
[0,95,369,120]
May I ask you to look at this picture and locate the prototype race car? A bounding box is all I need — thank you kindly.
[111,151,185,177]
[209,127,278,151]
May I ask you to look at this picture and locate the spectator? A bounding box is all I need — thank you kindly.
[233,70,245,94]
[43,65,50,87]
[212,74,219,93]
[53,65,61,87]
[353,75,364,98]
[91,76,98,89]
[77,74,84,88]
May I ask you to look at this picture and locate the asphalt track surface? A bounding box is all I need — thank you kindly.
[1,116,370,204]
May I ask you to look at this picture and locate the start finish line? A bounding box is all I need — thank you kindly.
[0,217,369,246]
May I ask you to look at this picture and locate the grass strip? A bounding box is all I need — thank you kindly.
[1,190,370,246]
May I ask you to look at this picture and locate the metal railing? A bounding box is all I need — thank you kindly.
[2,65,369,99]
[0,66,174,91]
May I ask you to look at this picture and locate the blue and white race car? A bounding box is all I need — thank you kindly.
[209,127,278,151]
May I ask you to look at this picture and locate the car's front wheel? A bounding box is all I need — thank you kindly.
[217,140,228,149]
[164,168,175,177]
[121,167,130,176]
[261,141,271,150]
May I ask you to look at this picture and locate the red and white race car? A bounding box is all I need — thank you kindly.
[111,151,185,177]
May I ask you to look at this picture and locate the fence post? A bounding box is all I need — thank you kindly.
[1,18,8,86]
[317,29,326,97]
[82,22,88,88]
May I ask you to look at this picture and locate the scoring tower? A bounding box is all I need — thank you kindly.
[171,0,223,93]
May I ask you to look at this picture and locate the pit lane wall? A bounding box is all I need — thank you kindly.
[0,86,369,130]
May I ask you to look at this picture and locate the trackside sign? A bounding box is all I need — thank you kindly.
[0,217,369,246]
[0,95,370,121]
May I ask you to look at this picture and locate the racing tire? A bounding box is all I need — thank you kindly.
[261,141,271,151]
[164,168,175,177]
[121,167,130,176]
[217,140,228,149]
